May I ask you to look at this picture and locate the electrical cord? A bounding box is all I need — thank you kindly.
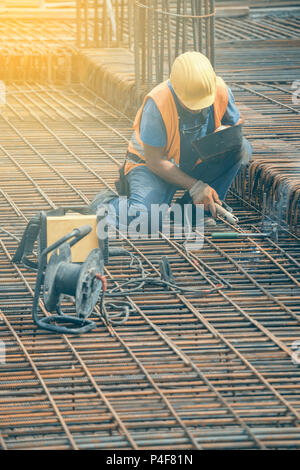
[98,247,227,326]
[99,274,224,326]
[105,276,224,296]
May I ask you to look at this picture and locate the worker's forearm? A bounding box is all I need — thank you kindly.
[146,158,197,191]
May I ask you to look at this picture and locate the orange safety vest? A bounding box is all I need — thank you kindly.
[124,77,229,175]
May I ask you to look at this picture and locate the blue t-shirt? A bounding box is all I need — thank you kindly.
[139,80,240,172]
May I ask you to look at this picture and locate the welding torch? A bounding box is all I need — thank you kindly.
[211,232,270,239]
[211,223,278,240]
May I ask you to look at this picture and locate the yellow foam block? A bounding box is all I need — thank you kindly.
[46,214,99,262]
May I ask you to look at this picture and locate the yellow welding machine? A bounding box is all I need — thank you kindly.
[13,206,106,269]
[46,213,99,262]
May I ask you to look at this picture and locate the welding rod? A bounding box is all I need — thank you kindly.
[211,231,271,239]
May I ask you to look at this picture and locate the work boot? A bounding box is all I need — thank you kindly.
[88,189,116,214]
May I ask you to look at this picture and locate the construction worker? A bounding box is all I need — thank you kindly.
[91,51,252,232]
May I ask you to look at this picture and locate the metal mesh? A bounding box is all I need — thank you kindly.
[0,84,299,449]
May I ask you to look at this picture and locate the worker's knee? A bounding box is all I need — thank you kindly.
[129,194,168,219]
[128,194,170,235]
[130,185,173,213]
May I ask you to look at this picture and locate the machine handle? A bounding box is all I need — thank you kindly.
[70,225,92,245]
[41,225,92,258]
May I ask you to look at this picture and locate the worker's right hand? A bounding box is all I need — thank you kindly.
[189,180,222,218]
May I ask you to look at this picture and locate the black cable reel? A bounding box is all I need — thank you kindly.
[33,225,105,335]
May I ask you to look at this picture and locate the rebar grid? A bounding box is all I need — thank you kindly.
[0,83,300,449]
[2,12,300,47]
[0,18,78,84]
[215,15,300,42]
[0,19,76,45]
[1,13,300,86]
[229,81,300,234]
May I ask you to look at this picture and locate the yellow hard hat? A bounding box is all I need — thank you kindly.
[170,51,216,111]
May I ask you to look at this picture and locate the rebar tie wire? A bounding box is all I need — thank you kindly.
[134,1,216,19]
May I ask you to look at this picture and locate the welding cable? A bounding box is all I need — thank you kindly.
[98,275,223,326]
[100,298,134,326]
[97,247,225,325]
[105,276,224,296]
[103,268,225,298]
[107,249,226,295]
[96,273,133,326]
[108,247,227,295]
[109,247,150,289]
[108,247,226,293]
[96,251,141,325]
[108,249,150,294]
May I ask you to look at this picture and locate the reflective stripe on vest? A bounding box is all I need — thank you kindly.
[125,77,229,175]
